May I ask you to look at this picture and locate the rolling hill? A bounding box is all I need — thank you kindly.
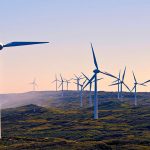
[0,91,150,149]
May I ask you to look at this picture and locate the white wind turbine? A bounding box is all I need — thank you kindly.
[109,67,131,100]
[51,74,59,91]
[110,71,121,99]
[30,78,38,91]
[131,71,149,106]
[83,43,118,119]
[73,74,84,91]
[58,74,65,96]
[64,78,72,91]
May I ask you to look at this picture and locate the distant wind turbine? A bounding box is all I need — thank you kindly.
[131,71,148,106]
[51,74,59,91]
[73,74,84,91]
[74,79,87,107]
[58,74,65,96]
[110,71,121,99]
[30,78,38,91]
[109,67,131,100]
[64,79,72,91]
[0,41,49,51]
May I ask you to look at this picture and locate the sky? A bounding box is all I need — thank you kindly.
[0,0,150,93]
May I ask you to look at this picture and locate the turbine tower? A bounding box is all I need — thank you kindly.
[131,71,149,106]
[74,79,87,107]
[58,74,65,96]
[30,78,37,91]
[0,41,49,51]
[51,74,59,91]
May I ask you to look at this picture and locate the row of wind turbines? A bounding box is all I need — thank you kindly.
[51,43,150,119]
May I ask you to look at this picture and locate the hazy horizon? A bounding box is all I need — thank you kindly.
[0,0,150,93]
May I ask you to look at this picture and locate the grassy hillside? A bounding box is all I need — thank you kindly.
[0,91,150,149]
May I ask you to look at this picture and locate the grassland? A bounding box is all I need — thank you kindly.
[0,91,150,149]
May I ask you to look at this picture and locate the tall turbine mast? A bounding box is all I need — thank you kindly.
[74,79,87,107]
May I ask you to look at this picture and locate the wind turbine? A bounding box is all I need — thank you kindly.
[74,79,87,107]
[73,74,84,91]
[131,71,149,106]
[51,74,59,91]
[0,41,49,51]
[109,67,131,100]
[58,74,65,96]
[30,78,38,91]
[110,71,121,99]
[82,72,103,107]
[64,79,72,91]
[83,44,108,119]
[83,43,120,119]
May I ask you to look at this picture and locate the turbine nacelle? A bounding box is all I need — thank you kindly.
[93,69,100,74]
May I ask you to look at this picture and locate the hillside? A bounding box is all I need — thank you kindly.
[0,91,150,150]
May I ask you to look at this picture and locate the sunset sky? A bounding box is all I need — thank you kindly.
[0,0,150,93]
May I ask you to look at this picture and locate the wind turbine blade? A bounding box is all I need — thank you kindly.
[101,71,118,80]
[51,80,56,83]
[83,74,95,90]
[122,82,131,92]
[79,75,82,79]
[74,74,78,79]
[109,82,120,86]
[137,83,147,86]
[83,79,88,86]
[112,79,118,83]
[132,71,137,83]
[131,85,135,92]
[58,83,62,88]
[142,80,150,85]
[3,42,49,47]
[97,78,103,81]
[60,74,63,81]
[91,43,99,70]
[119,70,121,79]
[81,72,90,81]
[122,67,126,81]
[73,82,78,85]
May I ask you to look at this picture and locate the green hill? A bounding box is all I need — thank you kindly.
[1,93,150,150]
